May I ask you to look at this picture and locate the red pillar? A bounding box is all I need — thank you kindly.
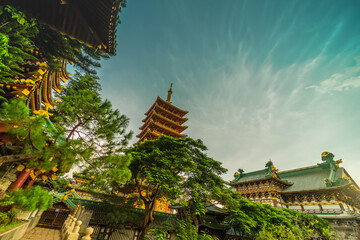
[7,169,31,191]
[24,177,36,189]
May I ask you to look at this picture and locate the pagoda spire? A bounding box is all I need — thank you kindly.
[166,83,173,103]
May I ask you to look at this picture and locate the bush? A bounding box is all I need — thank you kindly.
[1,186,52,211]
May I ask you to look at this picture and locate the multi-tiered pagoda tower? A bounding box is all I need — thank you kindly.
[136,84,188,143]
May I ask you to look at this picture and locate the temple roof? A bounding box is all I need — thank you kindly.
[137,121,186,139]
[279,167,359,193]
[143,105,188,124]
[136,129,159,143]
[140,112,188,131]
[51,190,175,225]
[1,52,69,111]
[145,97,188,117]
[229,170,293,187]
[6,0,125,55]
[231,159,360,194]
[280,167,343,192]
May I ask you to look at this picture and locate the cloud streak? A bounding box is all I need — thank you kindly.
[98,0,360,182]
[307,56,360,93]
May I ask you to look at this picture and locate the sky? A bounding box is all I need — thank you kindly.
[96,0,360,182]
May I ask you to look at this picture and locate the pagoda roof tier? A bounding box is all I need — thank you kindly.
[7,0,125,55]
[140,112,188,132]
[143,104,188,125]
[145,97,188,117]
[136,120,187,139]
[137,129,160,143]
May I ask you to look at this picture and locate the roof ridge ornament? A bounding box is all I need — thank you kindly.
[232,168,245,183]
[166,83,173,103]
[265,159,278,177]
[318,152,348,187]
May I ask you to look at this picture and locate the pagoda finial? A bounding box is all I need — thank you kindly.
[166,83,173,103]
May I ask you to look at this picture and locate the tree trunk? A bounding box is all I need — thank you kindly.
[138,200,156,239]
[0,153,38,164]
[192,212,200,233]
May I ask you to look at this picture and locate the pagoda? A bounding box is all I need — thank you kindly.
[136,84,188,143]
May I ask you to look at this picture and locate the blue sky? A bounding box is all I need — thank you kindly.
[97,0,360,182]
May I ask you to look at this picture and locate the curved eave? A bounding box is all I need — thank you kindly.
[140,113,188,131]
[281,183,356,195]
[136,129,159,143]
[137,121,186,139]
[136,127,157,139]
[0,82,34,94]
[155,97,188,116]
[229,175,293,187]
[143,105,188,124]
[7,0,125,55]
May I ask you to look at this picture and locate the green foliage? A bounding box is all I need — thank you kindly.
[51,72,132,185]
[0,98,84,172]
[0,72,132,177]
[0,3,110,96]
[52,72,132,149]
[104,136,227,238]
[33,24,109,74]
[147,219,218,240]
[50,177,70,192]
[0,214,23,232]
[175,219,218,240]
[1,186,52,211]
[0,5,38,92]
[0,210,17,226]
[218,190,334,239]
[0,97,46,152]
[125,136,226,202]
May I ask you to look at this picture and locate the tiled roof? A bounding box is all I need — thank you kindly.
[6,0,126,55]
[279,167,345,192]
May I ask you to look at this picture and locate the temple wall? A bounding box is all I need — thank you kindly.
[303,204,320,210]
[322,216,360,240]
[288,205,302,211]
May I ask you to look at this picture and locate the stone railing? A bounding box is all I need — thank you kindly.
[61,215,94,240]
[0,221,30,240]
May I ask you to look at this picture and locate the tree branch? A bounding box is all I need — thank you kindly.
[29,128,40,151]
[135,177,147,203]
[0,153,38,164]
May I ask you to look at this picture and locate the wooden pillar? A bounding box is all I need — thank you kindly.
[7,169,31,191]
[24,177,36,189]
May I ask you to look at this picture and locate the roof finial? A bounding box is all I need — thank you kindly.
[166,83,173,103]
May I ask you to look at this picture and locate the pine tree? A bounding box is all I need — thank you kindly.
[0,5,38,98]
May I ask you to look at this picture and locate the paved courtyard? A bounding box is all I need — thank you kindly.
[21,227,61,240]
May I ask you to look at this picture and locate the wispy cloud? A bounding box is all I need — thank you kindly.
[307,56,360,93]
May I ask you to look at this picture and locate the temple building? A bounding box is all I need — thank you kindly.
[230,152,360,238]
[136,83,188,143]
[0,0,127,201]
[0,50,68,111]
